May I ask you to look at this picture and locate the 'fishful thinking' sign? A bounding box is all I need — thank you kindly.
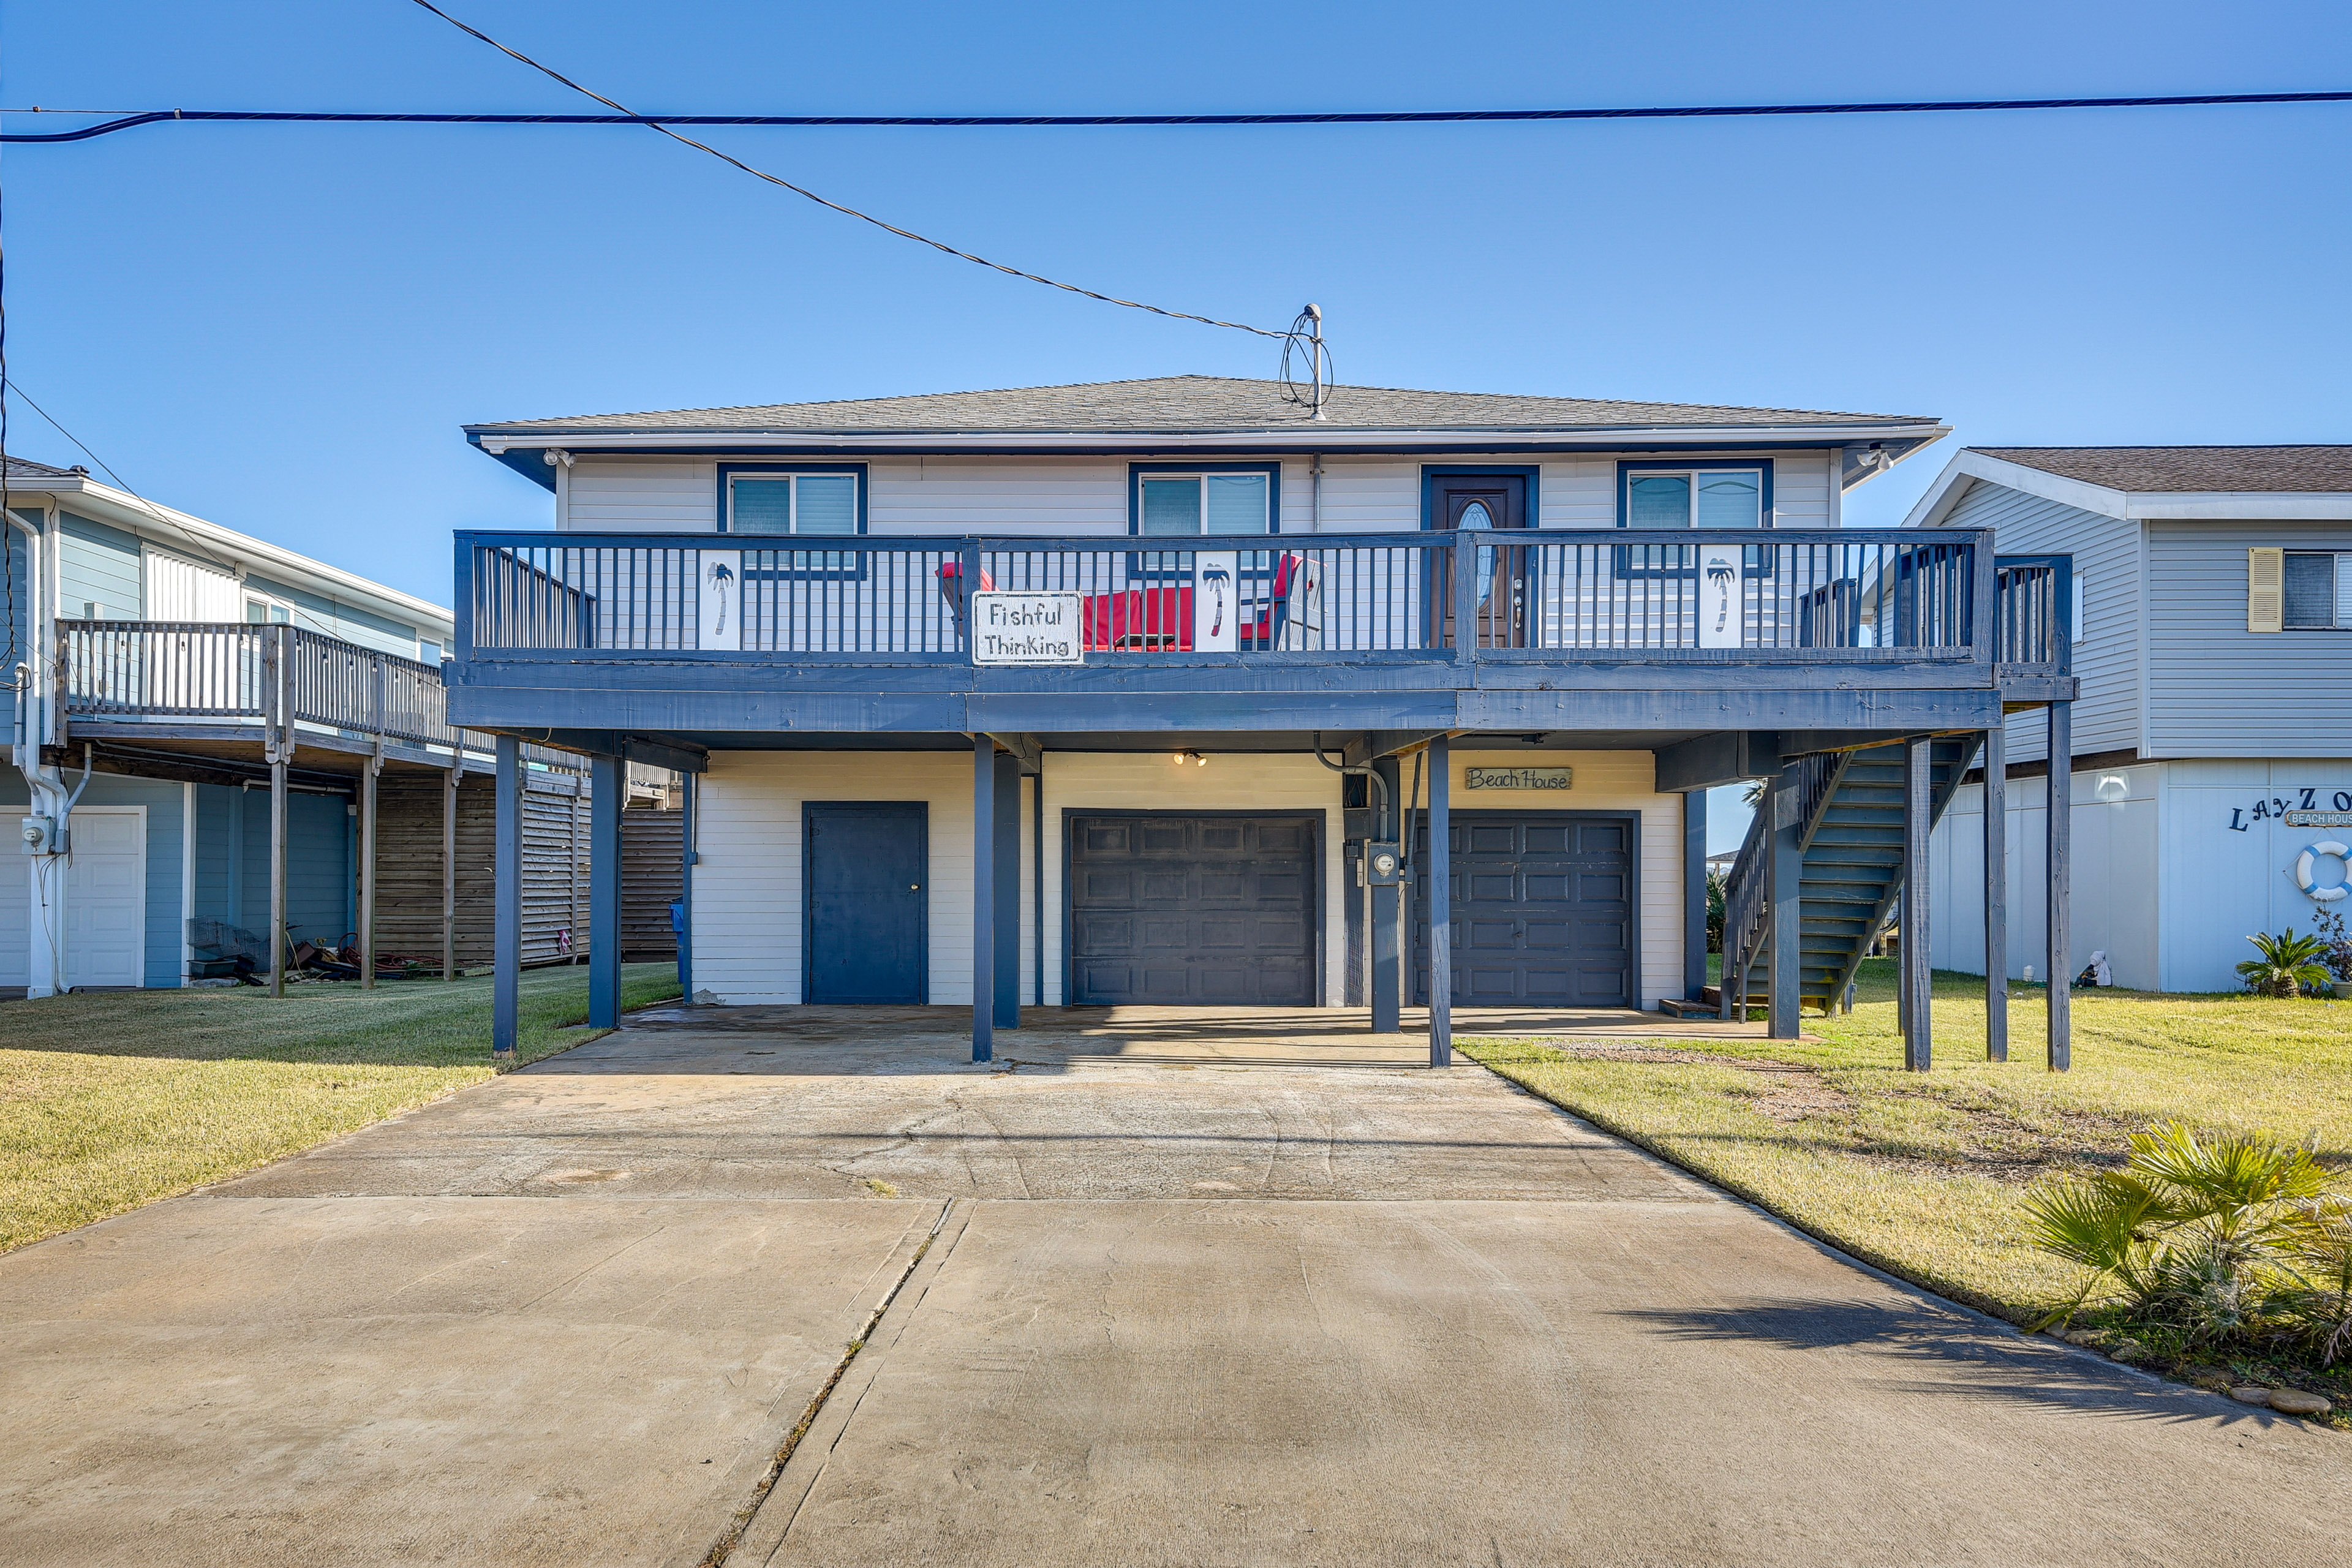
[970,591,1084,665]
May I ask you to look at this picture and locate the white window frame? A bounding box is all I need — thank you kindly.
[1134,470,1275,537]
[2282,549,2352,631]
[1619,465,1771,530]
[244,594,293,625]
[722,469,864,537]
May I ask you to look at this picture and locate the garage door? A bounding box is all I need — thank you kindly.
[1068,814,1317,1005]
[1412,812,1634,1008]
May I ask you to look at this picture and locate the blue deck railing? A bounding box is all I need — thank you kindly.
[453,527,2069,677]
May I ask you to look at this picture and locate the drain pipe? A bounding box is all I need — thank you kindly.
[9,506,74,997]
[1310,731,1389,824]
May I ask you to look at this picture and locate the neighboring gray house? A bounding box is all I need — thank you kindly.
[1905,446,2352,992]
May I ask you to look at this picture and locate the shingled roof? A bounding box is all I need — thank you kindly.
[2,455,83,481]
[1974,446,2352,494]
[470,375,1935,437]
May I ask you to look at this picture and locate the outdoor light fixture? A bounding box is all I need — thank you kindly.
[1171,751,1207,766]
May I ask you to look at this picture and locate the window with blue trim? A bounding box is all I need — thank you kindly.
[1616,461,1773,578]
[726,472,861,536]
[1137,472,1272,535]
[1623,467,1766,530]
[721,466,866,580]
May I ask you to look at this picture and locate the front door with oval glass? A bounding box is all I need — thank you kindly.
[1427,473,1530,649]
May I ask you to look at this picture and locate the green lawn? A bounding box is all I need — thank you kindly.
[1463,959,2352,1329]
[0,963,683,1254]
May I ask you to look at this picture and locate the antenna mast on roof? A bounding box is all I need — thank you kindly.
[1280,304,1332,420]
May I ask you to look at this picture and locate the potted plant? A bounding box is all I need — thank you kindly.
[2312,908,2352,1000]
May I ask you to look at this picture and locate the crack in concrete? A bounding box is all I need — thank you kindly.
[698,1198,956,1568]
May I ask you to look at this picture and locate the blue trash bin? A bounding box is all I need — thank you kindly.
[669,900,688,993]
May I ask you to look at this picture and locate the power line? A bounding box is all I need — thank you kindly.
[7,89,2348,143]
[3,378,251,584]
[400,0,1295,341]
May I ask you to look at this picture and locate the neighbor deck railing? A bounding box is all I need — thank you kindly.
[55,620,504,756]
[458,527,2064,672]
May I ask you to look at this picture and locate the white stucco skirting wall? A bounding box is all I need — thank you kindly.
[690,752,1035,1007]
[692,747,1681,1009]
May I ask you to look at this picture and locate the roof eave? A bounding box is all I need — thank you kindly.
[1902,450,2352,527]
[468,420,1948,454]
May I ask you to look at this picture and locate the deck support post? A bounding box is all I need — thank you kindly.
[265,624,291,998]
[1370,755,1402,1032]
[1902,736,1933,1071]
[2046,701,2072,1071]
[1768,765,1803,1039]
[442,763,459,981]
[589,752,622,1030]
[971,736,995,1064]
[358,749,383,989]
[494,734,521,1059]
[1427,737,1451,1067]
[993,749,1021,1030]
[1982,725,2008,1062]
[268,758,288,997]
[1683,789,1709,1002]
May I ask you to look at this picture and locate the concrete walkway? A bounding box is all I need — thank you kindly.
[1,1007,2345,1566]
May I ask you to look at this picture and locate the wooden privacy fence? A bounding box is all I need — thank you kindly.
[374,766,603,972]
[622,807,684,959]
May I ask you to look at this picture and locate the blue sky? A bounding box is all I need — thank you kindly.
[7,2,2350,840]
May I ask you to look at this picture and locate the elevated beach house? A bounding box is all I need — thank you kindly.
[5,457,645,997]
[450,376,2078,1065]
[1907,446,2352,992]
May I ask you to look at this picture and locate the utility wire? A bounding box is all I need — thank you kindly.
[6,88,2350,141]
[3,378,257,586]
[401,0,1294,340]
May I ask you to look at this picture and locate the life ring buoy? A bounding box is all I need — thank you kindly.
[2296,840,2351,903]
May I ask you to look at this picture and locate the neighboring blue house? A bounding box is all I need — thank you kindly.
[1906,446,2352,992]
[446,376,2080,1068]
[5,456,602,996]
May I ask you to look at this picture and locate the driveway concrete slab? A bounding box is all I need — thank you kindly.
[749,1198,2352,1567]
[4,1005,2348,1567]
[219,1047,1695,1204]
[0,1195,933,1568]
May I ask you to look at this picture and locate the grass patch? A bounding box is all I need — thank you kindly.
[1461,959,2352,1422]
[1,963,683,1254]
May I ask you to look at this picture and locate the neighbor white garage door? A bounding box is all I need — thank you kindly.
[66,807,146,990]
[0,845,26,988]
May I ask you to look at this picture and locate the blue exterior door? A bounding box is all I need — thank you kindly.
[804,802,927,1003]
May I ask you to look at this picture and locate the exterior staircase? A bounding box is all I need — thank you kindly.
[1717,736,1982,1017]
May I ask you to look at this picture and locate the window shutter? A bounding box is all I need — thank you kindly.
[2247,548,2283,633]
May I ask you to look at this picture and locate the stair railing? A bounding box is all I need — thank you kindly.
[1719,750,1849,1020]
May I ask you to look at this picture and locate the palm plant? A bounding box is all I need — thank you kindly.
[2276,1198,2352,1366]
[2024,1123,2330,1344]
[2234,928,2334,998]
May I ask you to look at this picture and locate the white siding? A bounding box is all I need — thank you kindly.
[1940,477,2141,763]
[143,550,241,620]
[1439,748,1684,1008]
[1929,766,2161,992]
[564,450,1843,538]
[563,458,718,532]
[690,752,993,1006]
[1039,753,1348,1006]
[2144,521,2352,758]
[2157,758,2352,990]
